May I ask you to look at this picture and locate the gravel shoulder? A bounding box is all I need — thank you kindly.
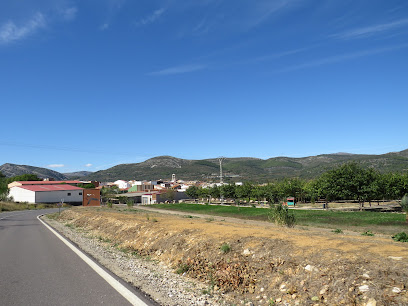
[43,214,225,306]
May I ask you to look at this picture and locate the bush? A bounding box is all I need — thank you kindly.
[361,230,374,236]
[401,194,408,212]
[106,202,113,208]
[392,232,408,242]
[268,204,296,227]
[220,243,231,254]
[176,263,190,274]
[126,199,133,208]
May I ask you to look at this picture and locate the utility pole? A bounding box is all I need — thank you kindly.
[218,157,225,204]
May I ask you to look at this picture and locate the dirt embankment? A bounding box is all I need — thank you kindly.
[55,207,408,305]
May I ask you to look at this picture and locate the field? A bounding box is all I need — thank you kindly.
[151,203,407,235]
[50,205,408,305]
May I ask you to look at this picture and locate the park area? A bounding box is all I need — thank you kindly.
[49,204,408,305]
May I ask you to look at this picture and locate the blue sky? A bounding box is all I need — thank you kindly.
[1,0,407,173]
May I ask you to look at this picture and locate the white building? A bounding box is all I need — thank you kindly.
[113,180,130,189]
[9,185,84,204]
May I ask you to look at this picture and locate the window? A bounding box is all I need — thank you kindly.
[79,192,82,195]
[67,193,71,196]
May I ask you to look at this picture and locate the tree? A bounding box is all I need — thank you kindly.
[251,185,266,205]
[221,184,236,200]
[185,186,200,202]
[6,174,41,184]
[236,182,253,204]
[209,185,220,200]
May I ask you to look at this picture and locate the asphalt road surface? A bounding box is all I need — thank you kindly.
[0,209,155,306]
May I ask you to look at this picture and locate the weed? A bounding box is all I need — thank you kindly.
[131,251,142,259]
[392,232,408,242]
[205,217,215,222]
[146,214,150,221]
[176,263,190,274]
[106,202,113,208]
[183,215,194,218]
[117,247,129,253]
[65,223,75,229]
[268,204,296,227]
[332,228,343,234]
[220,243,231,254]
[361,230,374,236]
[97,236,111,243]
[151,218,158,222]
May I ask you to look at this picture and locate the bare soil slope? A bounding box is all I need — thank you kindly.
[56,207,408,305]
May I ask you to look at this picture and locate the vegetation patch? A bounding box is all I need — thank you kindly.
[392,232,408,242]
[268,204,296,227]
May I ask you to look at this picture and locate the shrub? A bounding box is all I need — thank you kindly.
[220,243,231,254]
[106,202,113,208]
[126,199,133,208]
[176,263,190,274]
[361,230,374,236]
[332,228,343,234]
[268,204,296,227]
[392,232,408,242]
[401,194,408,212]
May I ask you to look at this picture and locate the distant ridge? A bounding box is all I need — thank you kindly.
[82,149,408,182]
[0,163,68,180]
[2,149,408,182]
[63,171,93,179]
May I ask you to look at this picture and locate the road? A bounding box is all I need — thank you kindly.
[0,209,155,306]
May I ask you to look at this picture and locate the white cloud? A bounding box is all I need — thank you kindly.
[61,7,77,21]
[136,8,166,26]
[332,18,408,40]
[277,44,408,73]
[149,64,206,76]
[47,164,65,168]
[0,13,46,44]
[85,163,93,167]
[100,23,109,30]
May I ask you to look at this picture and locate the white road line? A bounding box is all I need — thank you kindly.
[37,215,148,306]
[0,212,29,221]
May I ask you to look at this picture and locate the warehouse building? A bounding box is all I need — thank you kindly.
[9,184,83,204]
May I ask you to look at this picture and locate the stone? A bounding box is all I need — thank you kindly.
[311,296,319,301]
[392,287,402,293]
[275,298,282,303]
[260,287,265,292]
[359,285,369,292]
[362,273,370,279]
[319,285,329,295]
[366,298,377,306]
[388,256,403,261]
[304,265,318,272]
[242,249,252,256]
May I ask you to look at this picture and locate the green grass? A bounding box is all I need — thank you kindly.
[150,203,408,234]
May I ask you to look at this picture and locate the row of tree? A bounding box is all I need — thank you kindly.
[185,162,408,205]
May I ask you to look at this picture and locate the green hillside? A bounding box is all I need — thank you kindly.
[82,150,408,182]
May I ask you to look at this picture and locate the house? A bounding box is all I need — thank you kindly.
[141,190,190,205]
[113,180,130,189]
[9,184,84,204]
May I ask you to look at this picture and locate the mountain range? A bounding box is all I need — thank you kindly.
[1,149,408,182]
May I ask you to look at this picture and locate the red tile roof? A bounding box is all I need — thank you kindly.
[17,185,83,192]
[15,180,82,185]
